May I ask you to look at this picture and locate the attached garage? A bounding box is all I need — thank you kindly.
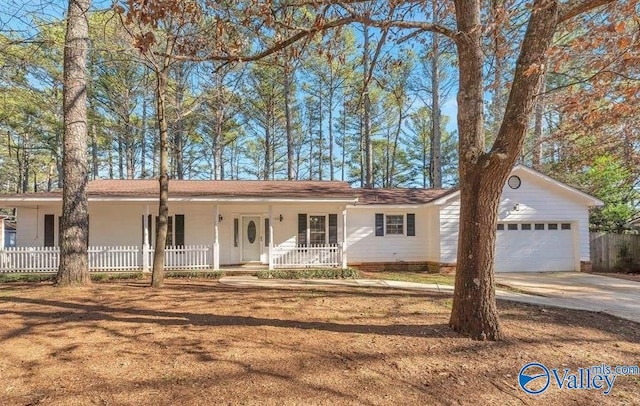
[495,222,576,272]
[434,165,603,273]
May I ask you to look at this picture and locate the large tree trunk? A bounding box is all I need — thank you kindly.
[450,0,559,340]
[151,65,170,288]
[56,0,91,287]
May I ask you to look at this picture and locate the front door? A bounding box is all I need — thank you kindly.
[242,216,261,262]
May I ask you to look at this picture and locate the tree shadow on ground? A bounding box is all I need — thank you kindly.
[0,295,457,341]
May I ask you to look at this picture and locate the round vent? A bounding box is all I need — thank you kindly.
[508,175,521,189]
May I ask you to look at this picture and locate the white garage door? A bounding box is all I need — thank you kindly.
[495,222,576,272]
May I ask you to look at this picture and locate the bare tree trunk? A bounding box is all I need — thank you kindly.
[284,63,294,180]
[56,0,91,287]
[363,24,373,188]
[328,83,335,181]
[151,64,170,288]
[174,63,185,179]
[91,123,98,179]
[141,96,147,178]
[430,1,443,188]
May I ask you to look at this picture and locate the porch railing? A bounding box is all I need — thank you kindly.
[271,244,342,269]
[0,245,213,273]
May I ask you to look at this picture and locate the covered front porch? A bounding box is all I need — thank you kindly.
[1,201,352,273]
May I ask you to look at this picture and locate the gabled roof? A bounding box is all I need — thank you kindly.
[430,164,604,207]
[355,188,455,205]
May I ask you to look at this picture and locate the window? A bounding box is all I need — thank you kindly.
[521,224,532,230]
[507,224,518,231]
[497,223,505,231]
[535,223,545,230]
[309,215,326,245]
[548,223,558,230]
[561,223,571,230]
[298,214,338,246]
[386,215,404,235]
[44,214,55,247]
[375,214,416,237]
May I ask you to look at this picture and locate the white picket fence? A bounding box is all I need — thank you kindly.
[271,244,342,268]
[0,245,212,273]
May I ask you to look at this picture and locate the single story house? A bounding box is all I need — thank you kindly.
[0,165,602,273]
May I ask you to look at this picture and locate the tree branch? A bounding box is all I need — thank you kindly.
[558,0,616,23]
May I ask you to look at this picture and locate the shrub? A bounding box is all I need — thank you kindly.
[0,273,56,283]
[256,268,359,279]
[165,270,225,279]
[91,272,145,282]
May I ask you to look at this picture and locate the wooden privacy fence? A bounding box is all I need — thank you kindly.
[590,233,640,272]
[0,245,213,273]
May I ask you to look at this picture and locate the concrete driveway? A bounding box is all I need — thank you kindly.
[496,272,640,324]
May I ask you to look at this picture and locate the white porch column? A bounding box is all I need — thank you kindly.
[268,205,274,270]
[213,205,220,270]
[142,206,150,272]
[342,209,348,269]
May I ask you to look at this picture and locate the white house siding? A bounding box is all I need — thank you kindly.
[426,206,441,263]
[438,198,460,264]
[346,206,429,263]
[16,204,61,247]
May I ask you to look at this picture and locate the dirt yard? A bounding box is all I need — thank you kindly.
[0,279,638,405]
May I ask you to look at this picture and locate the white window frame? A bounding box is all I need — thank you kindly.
[385,214,405,236]
[308,214,329,246]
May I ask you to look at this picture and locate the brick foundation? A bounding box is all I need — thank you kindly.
[350,261,456,274]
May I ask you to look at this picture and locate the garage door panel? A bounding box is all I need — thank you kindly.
[495,226,575,272]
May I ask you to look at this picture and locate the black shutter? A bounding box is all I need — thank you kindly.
[166,216,173,247]
[44,214,55,247]
[265,218,270,246]
[329,214,338,245]
[175,215,185,246]
[375,213,384,237]
[147,214,152,245]
[234,218,239,247]
[298,214,307,246]
[407,213,416,237]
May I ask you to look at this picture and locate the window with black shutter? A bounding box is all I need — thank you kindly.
[298,214,307,246]
[265,218,270,246]
[328,214,338,244]
[44,214,55,247]
[175,215,185,246]
[375,213,384,236]
[407,213,416,236]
